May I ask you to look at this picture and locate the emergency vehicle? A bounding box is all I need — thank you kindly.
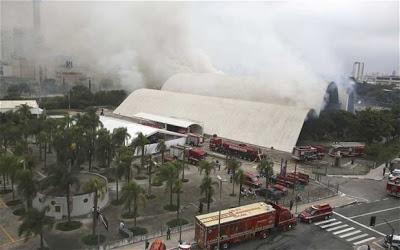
[387,176,400,198]
[298,203,333,224]
[194,202,296,249]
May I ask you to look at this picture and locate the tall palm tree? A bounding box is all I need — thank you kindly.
[120,181,146,226]
[18,207,54,250]
[116,146,134,182]
[84,177,107,236]
[155,140,167,166]
[234,168,245,206]
[200,176,217,212]
[42,165,79,223]
[198,160,216,177]
[226,158,241,196]
[17,168,38,209]
[174,179,183,220]
[2,153,23,201]
[112,127,130,148]
[131,132,149,175]
[95,128,112,168]
[109,158,125,202]
[158,162,178,207]
[257,157,274,188]
[145,154,156,197]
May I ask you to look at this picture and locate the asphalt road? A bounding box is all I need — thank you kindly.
[229,222,353,250]
[335,197,400,236]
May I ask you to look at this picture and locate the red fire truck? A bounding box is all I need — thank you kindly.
[328,142,365,157]
[209,135,264,162]
[170,145,207,165]
[292,146,325,161]
[194,202,296,249]
[387,176,400,198]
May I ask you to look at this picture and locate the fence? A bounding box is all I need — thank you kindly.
[88,223,195,250]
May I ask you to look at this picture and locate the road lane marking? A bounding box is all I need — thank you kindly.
[321,221,342,229]
[346,233,369,242]
[314,218,336,225]
[349,206,400,219]
[0,225,15,242]
[374,218,400,227]
[333,227,355,235]
[339,230,362,238]
[333,211,386,237]
[353,237,376,245]
[327,224,348,232]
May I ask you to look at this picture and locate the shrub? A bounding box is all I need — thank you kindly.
[166,218,188,228]
[56,221,82,231]
[81,234,105,245]
[128,226,148,236]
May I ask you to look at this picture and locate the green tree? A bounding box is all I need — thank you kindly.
[95,128,113,168]
[200,176,217,213]
[84,177,107,236]
[18,207,54,250]
[173,179,183,219]
[109,157,125,202]
[226,158,241,196]
[156,140,167,166]
[17,169,38,209]
[198,160,216,177]
[131,132,149,175]
[112,127,130,148]
[145,154,156,197]
[158,162,178,207]
[257,157,274,189]
[120,181,146,226]
[1,153,23,200]
[116,146,134,182]
[42,165,79,223]
[234,168,245,206]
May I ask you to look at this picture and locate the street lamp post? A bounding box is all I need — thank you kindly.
[217,175,226,250]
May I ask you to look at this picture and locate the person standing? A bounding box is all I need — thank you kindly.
[289,199,294,211]
[166,227,171,240]
[383,167,386,176]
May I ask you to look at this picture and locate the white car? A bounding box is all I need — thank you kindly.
[384,234,400,249]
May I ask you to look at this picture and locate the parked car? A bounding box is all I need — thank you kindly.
[384,234,400,249]
[298,203,333,223]
[255,187,283,200]
[243,172,262,188]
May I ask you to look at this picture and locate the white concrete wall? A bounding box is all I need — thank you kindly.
[134,137,186,156]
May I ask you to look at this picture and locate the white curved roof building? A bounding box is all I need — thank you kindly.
[162,73,328,111]
[114,89,311,152]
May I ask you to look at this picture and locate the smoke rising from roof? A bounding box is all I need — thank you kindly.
[1,1,397,109]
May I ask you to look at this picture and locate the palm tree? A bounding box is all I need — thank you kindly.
[174,179,183,220]
[226,158,241,196]
[257,157,274,188]
[155,140,167,166]
[84,177,107,236]
[42,165,79,223]
[198,160,216,177]
[145,154,156,197]
[95,128,112,168]
[234,168,245,206]
[2,153,23,200]
[120,181,146,226]
[116,146,134,182]
[158,162,178,207]
[17,168,38,209]
[200,176,217,212]
[131,132,149,175]
[109,158,125,202]
[112,127,130,148]
[18,207,54,250]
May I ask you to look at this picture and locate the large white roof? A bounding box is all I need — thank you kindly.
[100,116,159,143]
[134,112,200,128]
[0,100,39,109]
[114,89,311,152]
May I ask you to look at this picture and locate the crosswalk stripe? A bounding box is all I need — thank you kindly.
[320,221,342,229]
[346,233,369,242]
[314,218,336,225]
[353,237,376,245]
[326,224,348,232]
[333,227,355,235]
[339,230,362,238]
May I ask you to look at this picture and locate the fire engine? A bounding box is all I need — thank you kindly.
[387,176,400,198]
[209,135,264,162]
[328,142,365,157]
[169,145,207,165]
[292,146,325,161]
[194,202,296,249]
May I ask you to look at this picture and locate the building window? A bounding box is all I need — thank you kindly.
[83,198,88,203]
[55,206,61,212]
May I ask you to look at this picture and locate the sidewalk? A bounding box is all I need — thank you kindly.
[327,163,386,181]
[115,194,358,250]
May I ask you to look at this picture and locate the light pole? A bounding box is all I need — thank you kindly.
[217,175,226,250]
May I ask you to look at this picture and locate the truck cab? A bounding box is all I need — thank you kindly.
[299,203,333,223]
[243,172,262,188]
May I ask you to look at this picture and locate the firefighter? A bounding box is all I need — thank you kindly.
[166,227,171,240]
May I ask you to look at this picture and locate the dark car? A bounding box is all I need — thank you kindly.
[255,187,283,200]
[298,203,333,223]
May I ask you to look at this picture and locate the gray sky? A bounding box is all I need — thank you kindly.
[1,0,399,89]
